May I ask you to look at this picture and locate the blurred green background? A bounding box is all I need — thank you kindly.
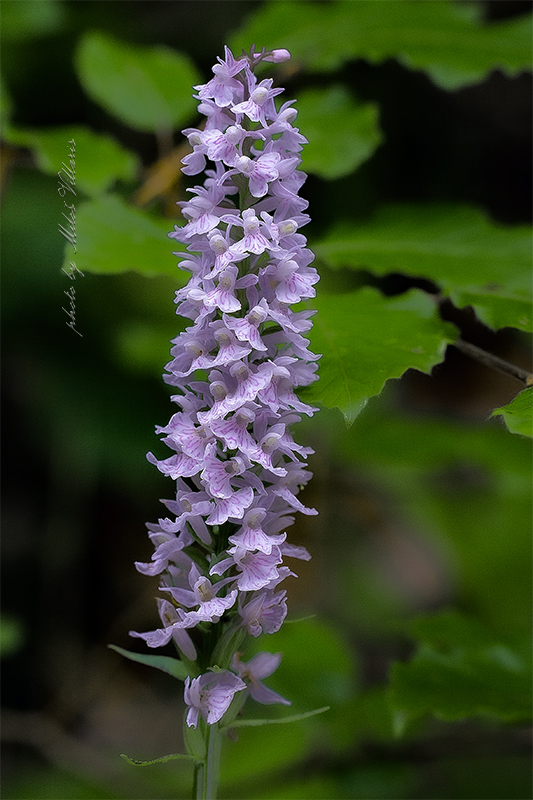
[1,1,532,798]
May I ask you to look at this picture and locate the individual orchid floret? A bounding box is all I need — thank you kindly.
[233,151,283,198]
[195,46,248,108]
[238,589,288,637]
[184,670,247,728]
[211,546,284,592]
[228,508,287,554]
[162,562,238,621]
[232,652,291,705]
[130,598,197,661]
[232,77,283,126]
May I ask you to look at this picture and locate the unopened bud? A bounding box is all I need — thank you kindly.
[264,48,291,63]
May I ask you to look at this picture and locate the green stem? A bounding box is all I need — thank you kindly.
[194,723,221,800]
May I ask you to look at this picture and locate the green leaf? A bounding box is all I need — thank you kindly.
[63,193,186,278]
[120,752,201,766]
[0,74,12,136]
[1,0,66,41]
[108,644,189,680]
[491,387,533,438]
[310,401,532,637]
[335,403,532,637]
[75,32,200,133]
[231,0,532,90]
[223,706,330,730]
[451,291,532,333]
[297,85,382,179]
[0,614,25,658]
[304,287,455,424]
[313,204,532,331]
[390,611,532,730]
[219,619,353,785]
[183,721,206,763]
[4,125,138,197]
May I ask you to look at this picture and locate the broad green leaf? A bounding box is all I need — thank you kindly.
[390,611,532,729]
[313,204,532,331]
[245,615,354,710]
[231,0,532,90]
[108,644,189,680]
[63,194,186,278]
[75,32,200,133]
[120,752,200,766]
[297,85,382,179]
[1,0,65,41]
[304,287,455,424]
[219,719,311,786]
[308,404,532,636]
[452,290,532,333]
[219,619,353,785]
[4,125,138,197]
[222,707,330,730]
[491,387,533,438]
[112,319,186,377]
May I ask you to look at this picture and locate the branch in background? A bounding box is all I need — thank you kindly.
[453,339,533,387]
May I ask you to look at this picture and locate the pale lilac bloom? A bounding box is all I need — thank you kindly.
[228,508,287,554]
[184,671,246,728]
[134,528,191,576]
[163,563,238,621]
[133,46,319,722]
[130,599,197,661]
[232,652,291,705]
[233,152,282,198]
[206,485,255,525]
[195,46,248,108]
[227,209,274,255]
[211,546,284,592]
[238,590,288,637]
[232,77,283,126]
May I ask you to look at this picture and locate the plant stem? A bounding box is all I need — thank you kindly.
[194,723,221,800]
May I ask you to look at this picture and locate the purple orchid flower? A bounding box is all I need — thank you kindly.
[184,671,246,728]
[232,652,291,705]
[132,45,319,725]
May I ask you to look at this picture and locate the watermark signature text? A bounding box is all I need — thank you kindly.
[58,139,83,336]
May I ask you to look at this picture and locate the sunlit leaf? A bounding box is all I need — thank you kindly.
[4,125,138,197]
[491,387,533,438]
[297,85,382,179]
[313,204,532,331]
[75,32,200,133]
[108,644,189,680]
[304,287,456,424]
[390,611,532,730]
[63,193,186,278]
[231,0,532,90]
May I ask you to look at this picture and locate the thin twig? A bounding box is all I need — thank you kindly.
[453,339,533,386]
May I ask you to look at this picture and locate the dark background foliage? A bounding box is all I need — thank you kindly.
[1,1,531,798]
